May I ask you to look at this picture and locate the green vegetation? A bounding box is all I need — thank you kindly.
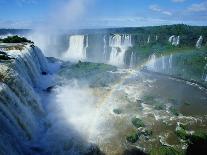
[59,61,117,79]
[150,146,180,155]
[126,131,139,143]
[113,109,122,114]
[131,117,145,128]
[0,35,33,43]
[142,95,155,102]
[189,131,207,144]
[154,102,166,110]
[169,107,179,116]
[176,126,189,140]
[186,131,207,154]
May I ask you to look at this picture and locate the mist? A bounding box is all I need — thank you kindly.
[27,0,94,58]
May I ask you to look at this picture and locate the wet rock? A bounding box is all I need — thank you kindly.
[84,144,105,155]
[30,146,44,153]
[123,148,147,155]
[113,109,122,114]
[0,51,13,60]
[45,86,55,92]
[42,71,47,75]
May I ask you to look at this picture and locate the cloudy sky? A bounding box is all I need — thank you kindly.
[0,0,207,28]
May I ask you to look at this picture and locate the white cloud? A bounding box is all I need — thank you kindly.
[149,5,162,12]
[171,0,186,3]
[187,2,207,12]
[149,4,172,16]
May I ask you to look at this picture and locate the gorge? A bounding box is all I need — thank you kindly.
[0,24,207,155]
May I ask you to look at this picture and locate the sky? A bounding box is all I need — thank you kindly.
[0,0,207,28]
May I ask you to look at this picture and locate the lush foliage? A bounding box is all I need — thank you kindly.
[0,35,33,43]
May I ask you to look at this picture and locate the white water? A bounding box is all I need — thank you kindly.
[63,35,87,61]
[169,35,179,46]
[147,35,150,44]
[130,51,134,68]
[196,36,203,48]
[147,54,157,70]
[103,35,107,60]
[162,55,165,70]
[109,34,132,66]
[0,44,50,154]
[146,54,173,72]
[169,54,173,69]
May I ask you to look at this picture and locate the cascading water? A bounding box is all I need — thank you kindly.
[146,54,157,71]
[169,54,173,69]
[169,35,179,46]
[146,54,174,73]
[162,55,165,70]
[129,52,134,68]
[103,35,107,60]
[63,35,87,61]
[0,44,49,154]
[196,36,203,48]
[147,35,150,44]
[109,34,132,66]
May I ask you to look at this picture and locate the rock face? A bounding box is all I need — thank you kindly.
[0,44,48,155]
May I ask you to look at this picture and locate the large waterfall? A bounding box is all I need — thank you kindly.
[109,34,132,66]
[63,35,87,61]
[0,44,49,154]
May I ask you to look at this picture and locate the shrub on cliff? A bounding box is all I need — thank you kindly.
[1,35,33,43]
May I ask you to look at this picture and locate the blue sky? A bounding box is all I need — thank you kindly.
[0,0,207,28]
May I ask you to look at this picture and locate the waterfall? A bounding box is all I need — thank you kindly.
[147,35,150,44]
[196,36,203,48]
[156,35,158,41]
[169,35,175,43]
[169,54,173,69]
[147,54,156,71]
[63,35,87,61]
[0,44,49,154]
[129,52,134,68]
[103,35,107,60]
[109,34,132,66]
[161,55,165,70]
[169,35,179,46]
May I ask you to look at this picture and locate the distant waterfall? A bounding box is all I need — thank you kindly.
[169,35,180,46]
[109,34,132,66]
[169,54,173,69]
[147,35,150,44]
[162,55,165,70]
[146,54,173,72]
[129,52,134,68]
[196,36,203,48]
[63,35,87,61]
[147,54,157,70]
[156,35,158,41]
[103,35,107,60]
